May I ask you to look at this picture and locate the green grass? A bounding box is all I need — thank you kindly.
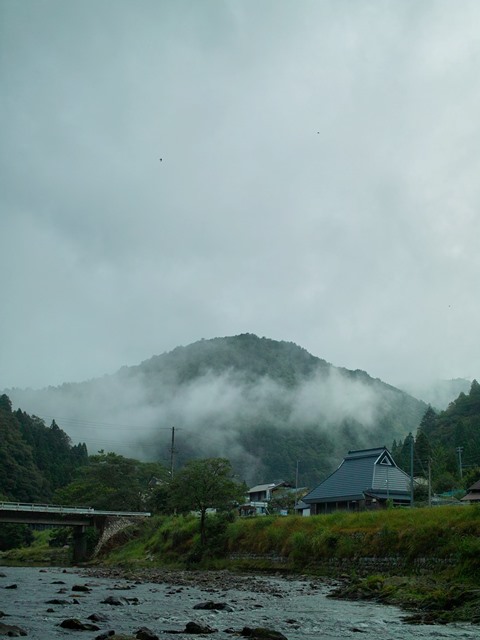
[92,505,480,580]
[0,529,70,566]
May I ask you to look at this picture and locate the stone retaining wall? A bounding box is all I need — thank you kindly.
[228,552,454,574]
[93,517,135,557]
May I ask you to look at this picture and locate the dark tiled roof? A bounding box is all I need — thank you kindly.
[303,447,410,504]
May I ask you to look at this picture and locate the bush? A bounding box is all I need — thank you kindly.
[0,523,34,551]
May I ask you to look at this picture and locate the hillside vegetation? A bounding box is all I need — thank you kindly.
[0,394,88,502]
[393,380,480,492]
[5,334,428,487]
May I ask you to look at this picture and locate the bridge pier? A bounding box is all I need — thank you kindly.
[72,526,88,563]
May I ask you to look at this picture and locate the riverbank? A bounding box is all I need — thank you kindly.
[92,504,480,625]
[81,565,480,626]
[3,565,477,640]
[2,505,479,625]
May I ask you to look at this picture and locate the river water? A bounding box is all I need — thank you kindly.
[0,567,477,639]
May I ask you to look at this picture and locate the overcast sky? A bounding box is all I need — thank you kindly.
[1,0,479,392]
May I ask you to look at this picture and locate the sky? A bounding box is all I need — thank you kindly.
[1,0,480,392]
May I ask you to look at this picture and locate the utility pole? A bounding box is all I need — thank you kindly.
[456,447,463,479]
[170,426,176,479]
[428,457,432,508]
[409,432,414,506]
[295,460,299,507]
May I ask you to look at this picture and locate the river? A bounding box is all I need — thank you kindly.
[0,567,477,639]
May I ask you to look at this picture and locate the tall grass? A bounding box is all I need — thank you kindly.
[97,505,480,579]
[226,506,480,573]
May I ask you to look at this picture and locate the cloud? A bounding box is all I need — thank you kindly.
[289,369,379,428]
[1,0,480,391]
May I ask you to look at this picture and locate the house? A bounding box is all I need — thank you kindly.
[461,479,480,503]
[239,480,294,516]
[302,447,412,514]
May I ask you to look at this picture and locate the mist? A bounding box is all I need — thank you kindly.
[6,359,414,485]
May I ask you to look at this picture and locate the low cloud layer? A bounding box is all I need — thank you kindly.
[7,361,407,485]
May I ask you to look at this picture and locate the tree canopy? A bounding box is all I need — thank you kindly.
[53,451,168,511]
[170,457,245,544]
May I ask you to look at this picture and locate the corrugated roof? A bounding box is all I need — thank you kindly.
[248,483,275,493]
[303,447,410,504]
[248,480,289,493]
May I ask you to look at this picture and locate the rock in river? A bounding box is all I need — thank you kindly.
[193,601,234,611]
[59,618,101,631]
[241,627,288,640]
[0,621,27,636]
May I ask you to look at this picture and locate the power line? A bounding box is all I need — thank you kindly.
[32,414,174,431]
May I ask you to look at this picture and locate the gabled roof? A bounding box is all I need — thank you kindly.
[461,492,480,502]
[303,447,410,504]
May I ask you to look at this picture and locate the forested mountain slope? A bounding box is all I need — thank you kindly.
[0,394,88,502]
[5,335,427,487]
[393,380,480,491]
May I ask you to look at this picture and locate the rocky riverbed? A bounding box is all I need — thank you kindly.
[1,567,478,639]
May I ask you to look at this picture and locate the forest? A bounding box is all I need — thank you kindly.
[393,379,480,492]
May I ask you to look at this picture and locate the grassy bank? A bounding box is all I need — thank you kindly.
[0,529,70,566]
[99,505,480,575]
[95,505,480,623]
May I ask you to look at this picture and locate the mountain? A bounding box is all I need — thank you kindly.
[5,334,427,487]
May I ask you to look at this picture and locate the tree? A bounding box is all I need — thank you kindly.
[418,406,437,437]
[268,486,299,514]
[462,466,480,490]
[170,458,245,545]
[54,452,168,511]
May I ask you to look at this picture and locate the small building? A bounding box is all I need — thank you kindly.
[302,447,411,514]
[461,479,480,504]
[294,500,311,517]
[239,480,294,516]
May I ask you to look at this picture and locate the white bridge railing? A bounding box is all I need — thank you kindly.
[0,502,150,517]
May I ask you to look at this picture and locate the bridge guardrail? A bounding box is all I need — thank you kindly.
[0,502,150,517]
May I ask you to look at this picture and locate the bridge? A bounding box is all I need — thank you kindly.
[0,502,151,562]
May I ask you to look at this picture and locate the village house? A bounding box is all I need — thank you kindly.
[302,447,412,514]
[239,480,294,516]
[461,479,480,504]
